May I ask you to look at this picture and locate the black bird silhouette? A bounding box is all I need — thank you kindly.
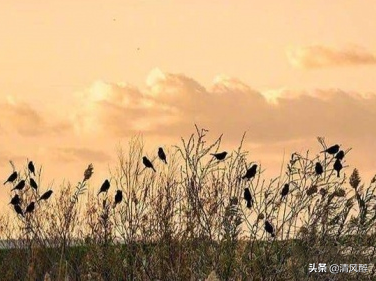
[321,144,340,155]
[30,178,38,190]
[4,171,17,185]
[11,180,25,191]
[143,156,156,172]
[38,190,53,201]
[242,164,258,180]
[315,162,323,175]
[333,159,343,178]
[158,147,167,164]
[281,183,289,199]
[244,188,253,209]
[10,194,21,205]
[25,202,35,214]
[335,150,345,161]
[211,151,227,161]
[97,179,110,196]
[265,220,275,237]
[114,190,123,206]
[14,204,24,217]
[28,161,35,176]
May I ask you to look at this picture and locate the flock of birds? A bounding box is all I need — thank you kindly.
[4,161,53,217]
[4,144,345,238]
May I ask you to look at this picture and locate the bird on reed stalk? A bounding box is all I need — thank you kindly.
[143,156,156,172]
[28,161,35,176]
[25,202,35,214]
[315,162,323,175]
[158,147,167,164]
[11,180,25,191]
[97,180,110,196]
[265,220,275,237]
[242,164,257,180]
[321,144,340,155]
[38,190,53,201]
[10,194,21,205]
[14,204,24,217]
[281,183,289,199]
[244,188,253,209]
[114,190,123,207]
[211,151,227,161]
[334,159,343,178]
[30,178,38,191]
[4,171,17,185]
[335,150,345,161]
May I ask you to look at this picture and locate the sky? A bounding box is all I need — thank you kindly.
[1,1,376,207]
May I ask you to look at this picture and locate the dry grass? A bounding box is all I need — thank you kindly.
[0,126,375,280]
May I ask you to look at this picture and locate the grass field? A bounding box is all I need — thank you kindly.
[0,127,375,280]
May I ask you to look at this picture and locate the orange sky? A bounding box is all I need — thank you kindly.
[1,1,376,208]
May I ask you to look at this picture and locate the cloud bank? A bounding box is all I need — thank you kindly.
[287,45,376,69]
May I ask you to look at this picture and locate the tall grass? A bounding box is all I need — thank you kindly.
[0,127,375,280]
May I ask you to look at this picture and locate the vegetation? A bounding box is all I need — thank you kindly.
[0,126,376,280]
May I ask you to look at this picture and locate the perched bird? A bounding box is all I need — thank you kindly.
[335,150,345,161]
[97,179,110,196]
[315,162,323,175]
[281,183,289,199]
[158,147,167,164]
[242,164,258,180]
[114,190,123,207]
[11,180,25,191]
[265,220,275,237]
[211,151,227,161]
[4,171,17,185]
[244,188,253,209]
[321,144,340,155]
[28,161,35,176]
[38,190,53,201]
[10,194,21,205]
[30,178,38,190]
[14,204,24,217]
[25,202,35,214]
[143,156,156,172]
[333,159,343,178]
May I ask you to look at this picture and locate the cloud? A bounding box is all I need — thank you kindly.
[52,147,111,163]
[72,69,376,147]
[287,45,376,69]
[0,96,71,137]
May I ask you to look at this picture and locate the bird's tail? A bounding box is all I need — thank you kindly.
[3,181,7,185]
[164,159,168,164]
[97,191,101,196]
[246,200,252,209]
[337,171,340,178]
[11,187,15,191]
[271,233,275,237]
[152,167,156,172]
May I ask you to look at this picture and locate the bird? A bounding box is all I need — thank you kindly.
[30,178,38,190]
[158,147,167,164]
[281,183,289,199]
[38,190,53,201]
[244,188,253,209]
[114,190,123,207]
[265,220,275,237]
[143,156,156,172]
[335,150,345,161]
[10,194,21,205]
[97,179,110,196]
[28,161,35,176]
[321,144,340,155]
[25,202,35,214]
[315,162,323,175]
[211,151,227,161]
[14,204,24,217]
[242,164,258,180]
[333,159,343,178]
[11,180,25,191]
[4,171,17,185]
